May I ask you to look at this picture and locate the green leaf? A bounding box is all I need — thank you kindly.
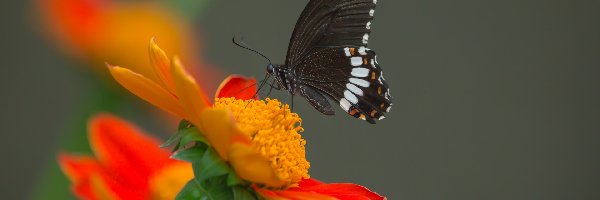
[171,144,208,162]
[232,186,258,200]
[194,148,231,183]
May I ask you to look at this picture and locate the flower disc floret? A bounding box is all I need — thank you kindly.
[214,97,310,187]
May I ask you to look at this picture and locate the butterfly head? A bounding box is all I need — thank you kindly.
[266,63,275,74]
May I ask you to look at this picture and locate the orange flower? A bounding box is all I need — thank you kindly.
[36,0,218,89]
[59,114,193,200]
[107,39,385,199]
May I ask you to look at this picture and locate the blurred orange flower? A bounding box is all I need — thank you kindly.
[36,0,218,89]
[58,114,193,200]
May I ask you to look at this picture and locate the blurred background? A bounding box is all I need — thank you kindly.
[2,0,600,199]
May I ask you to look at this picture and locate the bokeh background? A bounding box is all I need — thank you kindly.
[2,0,600,199]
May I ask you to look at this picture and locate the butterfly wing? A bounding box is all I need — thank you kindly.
[286,0,377,67]
[293,47,391,124]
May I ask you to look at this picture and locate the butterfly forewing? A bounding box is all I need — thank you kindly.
[286,0,377,67]
[264,0,390,123]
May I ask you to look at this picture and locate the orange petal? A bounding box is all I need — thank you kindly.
[107,64,186,118]
[88,114,175,188]
[198,108,237,160]
[148,37,176,93]
[170,57,210,125]
[229,142,286,188]
[215,75,257,100]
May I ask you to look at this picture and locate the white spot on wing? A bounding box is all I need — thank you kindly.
[349,78,370,87]
[339,98,351,111]
[346,83,363,96]
[362,34,369,44]
[379,116,385,120]
[344,47,351,57]
[344,90,359,104]
[366,21,371,30]
[374,0,378,4]
[350,57,363,66]
[351,67,369,78]
[369,9,375,16]
[371,59,376,68]
[358,46,367,55]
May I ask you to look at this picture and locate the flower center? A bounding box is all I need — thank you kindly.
[149,162,194,200]
[214,98,310,187]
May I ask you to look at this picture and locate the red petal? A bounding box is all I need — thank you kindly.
[297,178,324,187]
[88,113,175,191]
[59,153,143,200]
[58,153,102,185]
[215,75,257,100]
[258,179,385,200]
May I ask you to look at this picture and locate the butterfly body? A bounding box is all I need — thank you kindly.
[266,0,391,124]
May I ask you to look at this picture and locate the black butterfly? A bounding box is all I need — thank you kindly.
[259,0,392,124]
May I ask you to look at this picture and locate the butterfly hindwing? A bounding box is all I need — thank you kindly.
[294,47,391,124]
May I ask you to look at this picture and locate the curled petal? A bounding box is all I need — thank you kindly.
[148,37,176,93]
[215,75,257,100]
[170,57,210,125]
[107,64,186,118]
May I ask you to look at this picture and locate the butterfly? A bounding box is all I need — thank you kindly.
[257,0,392,124]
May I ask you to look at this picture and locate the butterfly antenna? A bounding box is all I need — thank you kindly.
[232,36,272,64]
[244,73,271,108]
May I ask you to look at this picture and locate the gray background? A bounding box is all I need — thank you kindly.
[2,0,600,199]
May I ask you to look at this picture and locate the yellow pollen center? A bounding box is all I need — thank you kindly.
[149,162,194,200]
[214,97,310,186]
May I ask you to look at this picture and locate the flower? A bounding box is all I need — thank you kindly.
[108,38,300,187]
[58,114,194,200]
[36,0,218,89]
[107,39,385,199]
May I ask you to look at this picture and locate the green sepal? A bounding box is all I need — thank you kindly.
[232,186,258,200]
[193,148,229,183]
[171,144,208,162]
[176,179,204,200]
[227,171,244,187]
[176,176,235,200]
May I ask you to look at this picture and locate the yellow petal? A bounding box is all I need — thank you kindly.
[148,37,176,93]
[199,107,283,188]
[198,108,236,160]
[229,142,286,188]
[107,64,186,118]
[170,56,210,125]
